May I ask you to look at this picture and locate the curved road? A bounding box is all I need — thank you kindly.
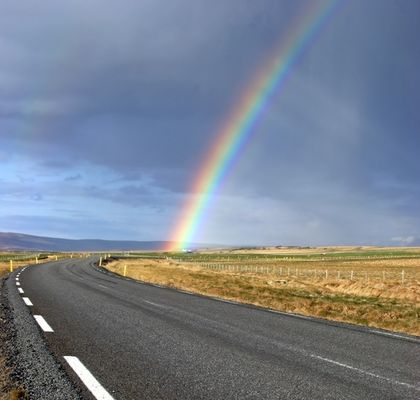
[9,258,420,399]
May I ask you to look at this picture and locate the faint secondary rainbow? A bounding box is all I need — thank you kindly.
[166,0,344,251]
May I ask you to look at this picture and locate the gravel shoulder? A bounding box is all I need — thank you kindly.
[1,269,82,400]
[0,277,23,399]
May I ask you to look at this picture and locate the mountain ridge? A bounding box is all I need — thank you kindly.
[0,232,174,251]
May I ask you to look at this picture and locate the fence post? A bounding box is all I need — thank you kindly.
[401,270,405,285]
[325,270,328,279]
[99,257,102,267]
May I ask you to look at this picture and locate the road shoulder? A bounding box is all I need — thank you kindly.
[1,271,82,400]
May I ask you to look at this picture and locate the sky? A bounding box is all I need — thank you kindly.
[1,0,419,247]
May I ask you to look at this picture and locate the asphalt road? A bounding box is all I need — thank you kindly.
[10,258,420,399]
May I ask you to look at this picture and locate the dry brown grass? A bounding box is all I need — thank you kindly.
[176,253,420,284]
[106,257,420,336]
[0,266,9,279]
[0,256,56,276]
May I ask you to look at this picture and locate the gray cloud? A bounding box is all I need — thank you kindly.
[1,0,419,244]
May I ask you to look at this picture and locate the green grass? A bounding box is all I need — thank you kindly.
[105,248,420,264]
[163,249,420,263]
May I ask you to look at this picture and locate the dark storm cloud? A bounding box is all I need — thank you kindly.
[0,0,297,181]
[1,0,420,244]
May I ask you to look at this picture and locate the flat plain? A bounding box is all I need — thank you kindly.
[105,246,420,336]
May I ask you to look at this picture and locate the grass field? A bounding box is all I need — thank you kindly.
[105,247,420,336]
[0,252,76,277]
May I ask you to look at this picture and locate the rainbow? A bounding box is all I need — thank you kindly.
[166,0,344,251]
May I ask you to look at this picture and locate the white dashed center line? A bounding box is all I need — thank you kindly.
[22,297,33,306]
[18,288,24,294]
[64,356,115,400]
[16,282,20,286]
[34,315,54,332]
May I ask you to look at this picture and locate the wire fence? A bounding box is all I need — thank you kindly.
[171,255,420,263]
[170,259,419,284]
[0,253,48,262]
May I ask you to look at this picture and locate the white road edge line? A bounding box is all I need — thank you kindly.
[16,282,20,286]
[64,356,115,400]
[34,315,54,332]
[18,288,24,294]
[22,297,33,306]
[144,300,166,308]
[310,354,420,391]
[369,329,411,340]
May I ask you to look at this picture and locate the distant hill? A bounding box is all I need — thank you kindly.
[0,232,174,252]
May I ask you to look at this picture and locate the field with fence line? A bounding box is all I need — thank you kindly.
[163,247,420,284]
[105,247,420,335]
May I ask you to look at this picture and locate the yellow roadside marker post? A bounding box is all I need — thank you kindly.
[124,265,127,277]
[99,257,102,267]
[9,260,13,272]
